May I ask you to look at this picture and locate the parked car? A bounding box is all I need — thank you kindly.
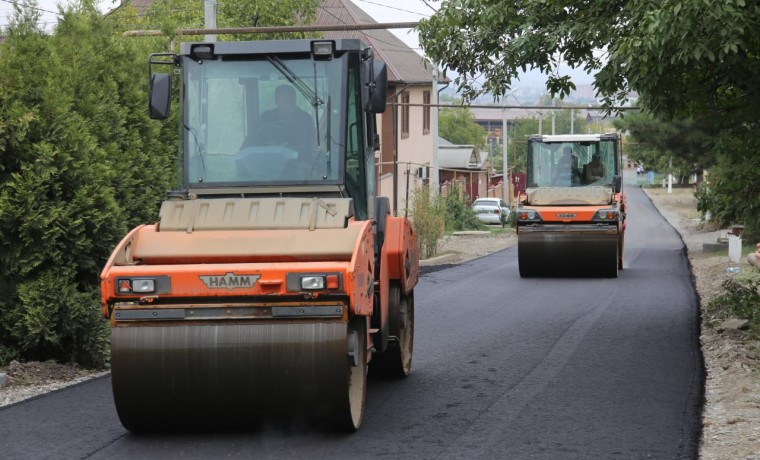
[471,198,510,226]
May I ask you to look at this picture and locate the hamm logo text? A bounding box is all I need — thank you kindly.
[199,273,260,290]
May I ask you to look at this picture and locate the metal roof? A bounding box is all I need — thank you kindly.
[315,0,437,84]
[438,145,487,170]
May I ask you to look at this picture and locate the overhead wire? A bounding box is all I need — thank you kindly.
[356,0,429,17]
[0,0,61,29]
[0,0,60,16]
[306,0,426,55]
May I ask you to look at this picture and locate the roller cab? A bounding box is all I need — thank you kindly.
[516,133,626,278]
[100,39,418,432]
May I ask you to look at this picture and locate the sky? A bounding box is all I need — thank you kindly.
[4,0,595,91]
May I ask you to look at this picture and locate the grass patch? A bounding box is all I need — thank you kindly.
[488,227,515,236]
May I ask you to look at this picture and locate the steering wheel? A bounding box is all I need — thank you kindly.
[249,122,290,146]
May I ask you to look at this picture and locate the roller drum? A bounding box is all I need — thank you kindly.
[518,231,619,278]
[111,321,360,431]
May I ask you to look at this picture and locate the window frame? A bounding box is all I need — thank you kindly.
[422,90,431,135]
[400,91,410,139]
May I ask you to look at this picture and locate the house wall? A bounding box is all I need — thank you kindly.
[440,170,489,205]
[377,84,433,215]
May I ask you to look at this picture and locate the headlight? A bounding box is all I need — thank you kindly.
[301,276,325,290]
[289,273,342,292]
[593,209,619,222]
[517,209,542,222]
[117,278,157,294]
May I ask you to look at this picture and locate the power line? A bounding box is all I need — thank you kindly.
[307,0,421,54]
[0,0,60,17]
[356,0,430,17]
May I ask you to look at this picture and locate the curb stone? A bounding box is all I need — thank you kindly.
[419,253,458,266]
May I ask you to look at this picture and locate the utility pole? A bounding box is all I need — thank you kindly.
[204,0,217,42]
[570,108,574,134]
[538,112,543,135]
[551,111,556,135]
[502,106,509,204]
[431,68,440,194]
[551,99,556,135]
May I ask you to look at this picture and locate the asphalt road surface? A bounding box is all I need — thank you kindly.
[0,186,703,459]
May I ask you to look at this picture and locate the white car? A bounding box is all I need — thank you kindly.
[472,198,510,225]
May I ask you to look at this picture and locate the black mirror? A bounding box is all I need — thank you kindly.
[361,59,387,113]
[149,73,171,120]
[612,174,622,193]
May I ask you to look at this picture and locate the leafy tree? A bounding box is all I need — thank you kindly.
[0,2,174,367]
[613,112,717,184]
[694,128,760,241]
[417,0,760,124]
[438,107,486,149]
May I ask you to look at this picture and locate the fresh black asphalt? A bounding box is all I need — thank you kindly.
[0,186,703,459]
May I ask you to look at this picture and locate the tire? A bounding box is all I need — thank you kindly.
[369,283,414,378]
[335,316,368,431]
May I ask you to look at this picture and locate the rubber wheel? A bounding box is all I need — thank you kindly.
[369,283,414,378]
[336,316,368,431]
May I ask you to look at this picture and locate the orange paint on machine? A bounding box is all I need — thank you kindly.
[100,39,418,433]
[515,133,627,277]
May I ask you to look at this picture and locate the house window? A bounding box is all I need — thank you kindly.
[423,91,431,134]
[400,92,410,139]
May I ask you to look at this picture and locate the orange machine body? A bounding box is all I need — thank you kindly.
[515,133,626,277]
[104,38,419,432]
[100,216,418,345]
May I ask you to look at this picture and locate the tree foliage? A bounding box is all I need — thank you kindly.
[0,2,175,366]
[438,107,486,149]
[128,0,318,41]
[613,112,717,183]
[418,0,760,123]
[0,0,320,367]
[694,127,760,241]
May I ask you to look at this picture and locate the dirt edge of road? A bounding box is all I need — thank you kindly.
[1,187,758,459]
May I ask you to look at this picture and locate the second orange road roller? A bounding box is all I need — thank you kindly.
[515,133,626,278]
[99,39,418,431]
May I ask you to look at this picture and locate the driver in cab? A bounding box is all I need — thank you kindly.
[583,152,608,184]
[239,84,320,180]
[243,84,316,156]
